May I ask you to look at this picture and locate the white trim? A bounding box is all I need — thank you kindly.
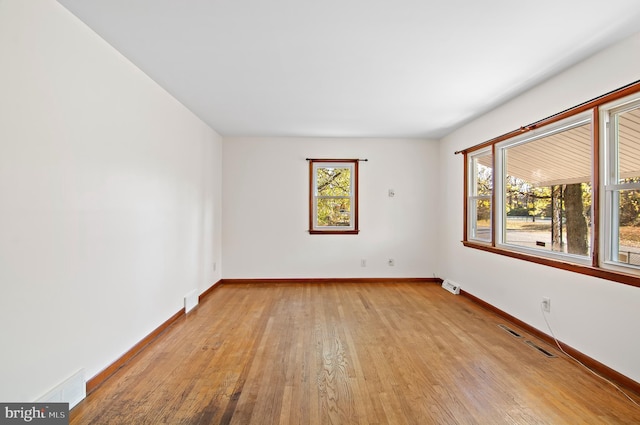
[604,182,640,190]
[599,94,640,271]
[467,148,493,243]
[494,112,594,262]
[495,113,592,151]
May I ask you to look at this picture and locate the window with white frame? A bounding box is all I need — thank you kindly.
[309,159,359,234]
[468,149,493,243]
[496,115,593,261]
[602,97,640,269]
[461,80,640,287]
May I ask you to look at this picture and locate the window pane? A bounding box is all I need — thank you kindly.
[473,153,493,195]
[316,198,351,227]
[614,189,640,266]
[616,106,640,183]
[468,150,493,242]
[309,159,358,234]
[610,103,640,266]
[316,167,351,196]
[471,198,492,241]
[503,122,591,256]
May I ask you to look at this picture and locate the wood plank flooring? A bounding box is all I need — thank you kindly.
[70,282,640,424]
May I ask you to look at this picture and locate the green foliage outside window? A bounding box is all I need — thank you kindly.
[316,167,352,227]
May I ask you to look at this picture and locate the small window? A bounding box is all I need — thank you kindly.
[468,149,493,242]
[603,98,640,269]
[496,115,593,261]
[309,159,359,234]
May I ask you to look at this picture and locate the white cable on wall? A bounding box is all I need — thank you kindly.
[540,304,640,408]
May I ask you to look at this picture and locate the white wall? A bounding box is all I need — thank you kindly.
[0,0,222,402]
[3,0,637,405]
[438,32,640,382]
[222,137,437,279]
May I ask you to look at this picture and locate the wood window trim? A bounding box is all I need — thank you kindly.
[465,147,494,244]
[308,158,360,235]
[457,80,640,157]
[462,240,640,288]
[460,79,640,289]
[591,107,601,268]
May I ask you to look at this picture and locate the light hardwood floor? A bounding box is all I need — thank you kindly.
[70,282,640,424]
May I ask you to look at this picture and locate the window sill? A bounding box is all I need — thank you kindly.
[462,240,640,288]
[309,230,360,235]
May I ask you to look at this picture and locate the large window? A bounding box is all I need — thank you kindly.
[462,81,640,287]
[309,159,359,234]
[603,98,640,269]
[497,115,592,261]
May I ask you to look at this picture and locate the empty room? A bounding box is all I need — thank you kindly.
[1,0,640,423]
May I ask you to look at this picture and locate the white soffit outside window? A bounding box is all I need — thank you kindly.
[477,108,640,187]
[502,121,592,187]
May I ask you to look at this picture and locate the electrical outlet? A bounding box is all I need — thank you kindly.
[388,258,395,266]
[541,297,551,313]
[361,259,367,267]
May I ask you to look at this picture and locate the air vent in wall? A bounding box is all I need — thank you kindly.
[441,279,460,295]
[37,369,85,408]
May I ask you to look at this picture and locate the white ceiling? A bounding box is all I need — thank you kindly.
[57,0,640,139]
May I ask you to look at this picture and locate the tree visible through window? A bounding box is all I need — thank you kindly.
[309,159,359,234]
[500,118,592,258]
[460,80,640,287]
[468,149,492,242]
[605,100,640,267]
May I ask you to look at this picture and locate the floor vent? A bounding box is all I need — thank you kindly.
[525,340,556,358]
[498,324,522,338]
[37,369,85,408]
